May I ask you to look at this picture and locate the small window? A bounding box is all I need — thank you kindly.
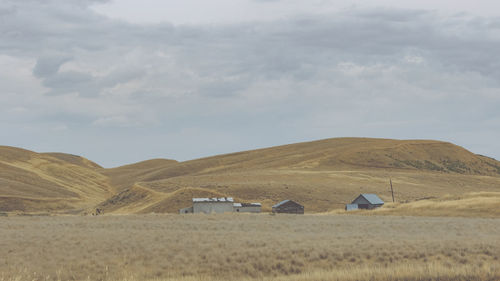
[236,209,240,212]
[185,210,188,213]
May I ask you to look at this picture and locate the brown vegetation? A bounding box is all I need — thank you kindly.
[1,214,499,281]
[0,146,113,213]
[368,191,500,218]
[2,138,500,214]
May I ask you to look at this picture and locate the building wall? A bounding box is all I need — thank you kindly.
[272,201,304,214]
[352,196,382,209]
[193,202,233,214]
[234,206,261,213]
[345,204,358,211]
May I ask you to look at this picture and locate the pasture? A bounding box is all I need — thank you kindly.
[1,214,499,281]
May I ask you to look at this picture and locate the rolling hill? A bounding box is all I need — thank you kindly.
[0,146,113,213]
[1,138,500,214]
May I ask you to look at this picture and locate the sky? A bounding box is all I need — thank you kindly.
[1,0,500,167]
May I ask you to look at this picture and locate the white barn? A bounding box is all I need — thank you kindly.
[180,197,234,214]
[179,198,263,214]
[346,194,384,210]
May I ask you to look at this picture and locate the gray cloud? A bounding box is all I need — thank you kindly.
[1,0,500,166]
[33,55,73,78]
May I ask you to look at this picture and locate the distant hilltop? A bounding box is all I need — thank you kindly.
[1,137,500,215]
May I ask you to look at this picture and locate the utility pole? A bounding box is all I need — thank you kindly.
[390,178,395,202]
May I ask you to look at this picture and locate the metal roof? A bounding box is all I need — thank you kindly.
[359,194,384,205]
[242,203,262,207]
[193,197,234,203]
[272,199,290,208]
[273,199,299,208]
[234,203,261,207]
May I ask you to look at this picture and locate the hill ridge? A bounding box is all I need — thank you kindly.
[2,137,500,214]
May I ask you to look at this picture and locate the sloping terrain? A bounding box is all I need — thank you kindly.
[120,138,500,180]
[96,186,232,214]
[2,138,500,214]
[372,191,500,218]
[103,138,500,214]
[44,152,103,170]
[0,146,113,213]
[102,159,178,191]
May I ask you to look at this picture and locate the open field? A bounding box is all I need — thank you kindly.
[326,191,500,218]
[1,214,499,281]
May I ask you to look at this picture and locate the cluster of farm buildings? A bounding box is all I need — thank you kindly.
[179,193,384,214]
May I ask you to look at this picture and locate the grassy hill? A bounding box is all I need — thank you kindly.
[1,138,500,215]
[102,159,179,191]
[103,138,500,214]
[0,146,113,213]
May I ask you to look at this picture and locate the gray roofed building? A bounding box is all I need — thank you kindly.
[272,199,304,214]
[359,194,384,205]
[233,202,261,213]
[272,200,291,208]
[349,193,384,210]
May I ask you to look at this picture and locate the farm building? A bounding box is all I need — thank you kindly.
[233,203,261,213]
[179,197,234,214]
[272,200,304,214]
[346,194,384,210]
[179,198,263,214]
[345,204,358,211]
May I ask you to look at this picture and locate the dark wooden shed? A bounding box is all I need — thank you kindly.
[272,200,304,214]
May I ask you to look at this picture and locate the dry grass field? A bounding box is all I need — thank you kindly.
[371,191,500,218]
[325,191,500,218]
[1,214,499,281]
[2,138,500,280]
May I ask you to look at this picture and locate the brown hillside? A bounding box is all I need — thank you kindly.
[44,152,103,169]
[102,138,500,214]
[102,159,178,191]
[122,138,500,183]
[0,146,113,213]
[2,138,500,214]
[97,186,231,214]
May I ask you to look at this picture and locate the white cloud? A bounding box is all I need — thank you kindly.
[90,0,500,25]
[404,55,424,64]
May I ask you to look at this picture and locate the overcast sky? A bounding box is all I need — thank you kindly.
[1,0,500,167]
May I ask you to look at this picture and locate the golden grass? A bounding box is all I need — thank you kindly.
[0,146,113,213]
[116,262,500,281]
[1,214,499,281]
[99,137,500,214]
[344,192,500,218]
[133,168,500,214]
[3,138,500,214]
[3,263,499,281]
